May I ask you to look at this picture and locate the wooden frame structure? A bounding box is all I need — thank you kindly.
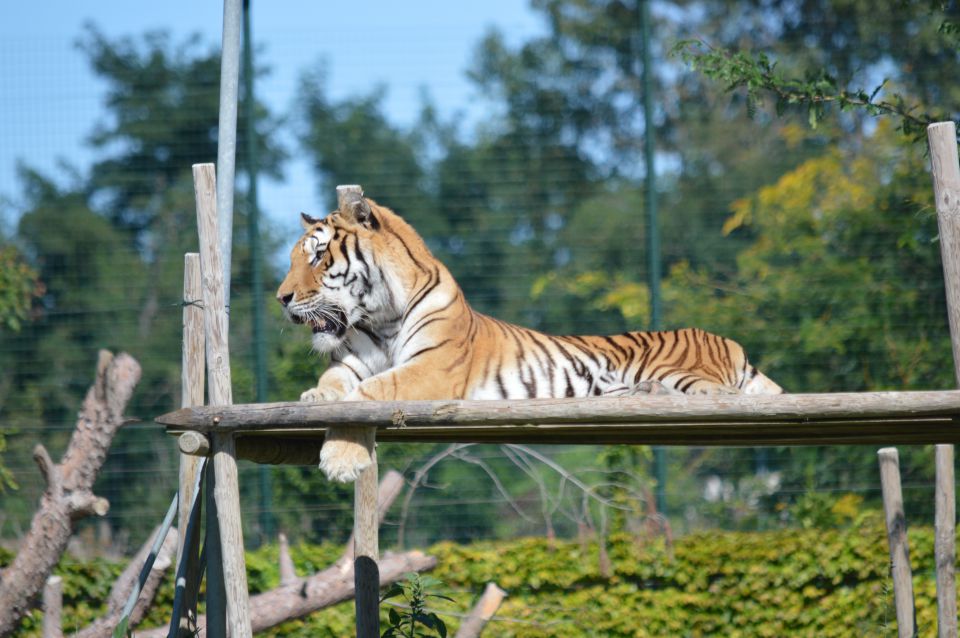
[159,123,960,638]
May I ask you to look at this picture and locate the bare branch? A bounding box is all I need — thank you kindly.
[0,351,141,638]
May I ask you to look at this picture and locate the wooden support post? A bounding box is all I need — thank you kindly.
[344,469,404,563]
[333,184,381,638]
[929,121,960,638]
[193,162,251,638]
[175,253,205,638]
[878,447,916,638]
[937,444,957,638]
[42,576,62,638]
[354,450,379,637]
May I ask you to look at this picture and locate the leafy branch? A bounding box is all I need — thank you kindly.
[672,39,951,139]
[381,573,453,638]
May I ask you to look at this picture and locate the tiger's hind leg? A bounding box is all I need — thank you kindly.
[613,380,680,396]
[660,374,738,396]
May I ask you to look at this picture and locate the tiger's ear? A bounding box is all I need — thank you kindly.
[300,212,320,229]
[340,196,380,230]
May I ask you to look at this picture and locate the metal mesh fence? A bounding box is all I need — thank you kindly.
[0,3,957,556]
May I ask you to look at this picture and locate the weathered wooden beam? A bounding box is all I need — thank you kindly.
[158,390,960,448]
[157,390,960,431]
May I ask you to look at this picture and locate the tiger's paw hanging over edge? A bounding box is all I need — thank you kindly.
[319,427,376,483]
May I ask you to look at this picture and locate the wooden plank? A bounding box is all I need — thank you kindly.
[193,162,251,638]
[167,423,960,465]
[167,417,960,451]
[878,448,916,638]
[929,121,960,638]
[156,390,960,432]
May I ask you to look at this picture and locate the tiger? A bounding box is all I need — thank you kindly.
[277,191,782,483]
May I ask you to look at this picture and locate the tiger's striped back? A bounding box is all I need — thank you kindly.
[461,320,781,400]
[277,194,781,482]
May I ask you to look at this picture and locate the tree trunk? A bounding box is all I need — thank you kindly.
[0,351,141,638]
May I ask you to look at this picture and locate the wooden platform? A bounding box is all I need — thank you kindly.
[158,389,960,448]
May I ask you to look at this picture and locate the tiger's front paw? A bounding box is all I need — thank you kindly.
[300,387,342,402]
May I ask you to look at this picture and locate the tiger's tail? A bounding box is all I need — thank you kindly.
[319,427,376,483]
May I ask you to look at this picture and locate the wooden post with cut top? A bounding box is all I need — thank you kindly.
[928,121,960,638]
[193,162,252,638]
[878,447,916,638]
[336,184,381,638]
[173,253,205,638]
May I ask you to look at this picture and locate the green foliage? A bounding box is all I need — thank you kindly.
[0,245,41,333]
[672,39,942,139]
[7,517,952,638]
[381,573,452,638]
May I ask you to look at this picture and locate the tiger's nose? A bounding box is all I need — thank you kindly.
[278,292,294,307]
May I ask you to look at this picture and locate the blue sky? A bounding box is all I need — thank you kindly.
[0,0,545,230]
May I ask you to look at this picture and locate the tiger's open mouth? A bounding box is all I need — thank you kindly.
[289,308,348,336]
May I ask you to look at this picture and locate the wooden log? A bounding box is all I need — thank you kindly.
[937,444,958,638]
[179,431,211,457]
[354,451,380,638]
[454,583,506,638]
[0,352,141,638]
[159,391,960,429]
[878,448,916,638]
[157,390,960,432]
[193,162,251,638]
[136,550,437,638]
[42,577,62,638]
[930,121,960,638]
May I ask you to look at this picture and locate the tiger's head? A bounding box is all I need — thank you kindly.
[276,195,409,352]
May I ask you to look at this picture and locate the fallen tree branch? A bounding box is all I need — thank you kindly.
[0,351,141,638]
[74,527,179,638]
[454,582,507,638]
[136,550,437,638]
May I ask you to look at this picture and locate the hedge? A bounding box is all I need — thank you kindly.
[3,511,947,637]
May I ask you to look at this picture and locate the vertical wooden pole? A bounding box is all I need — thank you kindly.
[42,576,62,638]
[335,184,380,638]
[929,121,960,638]
[193,162,252,638]
[278,533,297,586]
[878,447,916,638]
[175,253,205,638]
[937,444,957,638]
[354,450,379,638]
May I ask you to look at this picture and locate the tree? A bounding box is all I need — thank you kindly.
[1,25,289,543]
